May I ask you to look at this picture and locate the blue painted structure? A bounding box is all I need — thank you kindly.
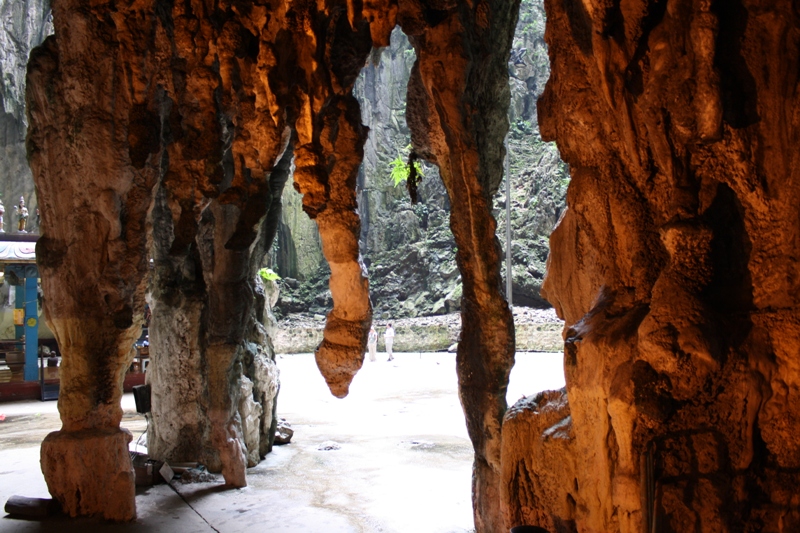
[0,237,40,382]
[24,275,39,381]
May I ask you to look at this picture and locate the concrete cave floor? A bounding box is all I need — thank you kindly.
[0,351,565,532]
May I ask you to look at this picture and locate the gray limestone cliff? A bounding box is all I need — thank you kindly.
[0,0,51,231]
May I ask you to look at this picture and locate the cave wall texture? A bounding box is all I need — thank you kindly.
[500,0,800,531]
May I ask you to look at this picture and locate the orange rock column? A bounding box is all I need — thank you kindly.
[144,3,288,487]
[509,0,800,531]
[26,3,162,519]
[400,2,520,531]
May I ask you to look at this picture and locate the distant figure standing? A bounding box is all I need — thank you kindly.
[384,323,395,362]
[0,199,5,232]
[367,326,378,362]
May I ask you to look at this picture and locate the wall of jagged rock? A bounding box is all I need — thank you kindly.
[273,0,568,318]
[501,0,800,531]
[0,0,50,232]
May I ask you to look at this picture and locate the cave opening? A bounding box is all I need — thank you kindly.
[15,0,800,531]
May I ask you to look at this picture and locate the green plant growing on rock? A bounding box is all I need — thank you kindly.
[390,145,425,204]
[258,267,281,282]
[390,153,423,187]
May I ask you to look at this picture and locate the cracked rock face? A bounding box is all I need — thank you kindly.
[497,0,800,531]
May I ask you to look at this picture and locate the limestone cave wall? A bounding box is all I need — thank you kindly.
[501,0,800,531]
[0,0,51,232]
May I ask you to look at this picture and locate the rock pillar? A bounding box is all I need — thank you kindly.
[142,2,291,487]
[400,2,520,531]
[26,3,161,519]
[499,0,800,531]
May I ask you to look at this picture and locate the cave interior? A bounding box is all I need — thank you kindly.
[19,0,800,531]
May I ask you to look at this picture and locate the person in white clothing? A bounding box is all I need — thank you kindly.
[384,323,395,361]
[367,326,378,362]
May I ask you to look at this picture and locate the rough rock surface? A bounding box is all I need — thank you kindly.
[27,0,519,528]
[40,428,135,521]
[274,418,294,445]
[401,3,520,530]
[238,376,263,468]
[27,0,376,516]
[27,3,157,519]
[501,390,574,531]
[500,0,800,531]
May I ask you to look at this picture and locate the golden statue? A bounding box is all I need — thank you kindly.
[15,196,28,233]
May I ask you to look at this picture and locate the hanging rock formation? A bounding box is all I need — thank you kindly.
[399,2,519,530]
[26,0,520,527]
[500,0,800,531]
[27,0,375,517]
[274,0,570,320]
